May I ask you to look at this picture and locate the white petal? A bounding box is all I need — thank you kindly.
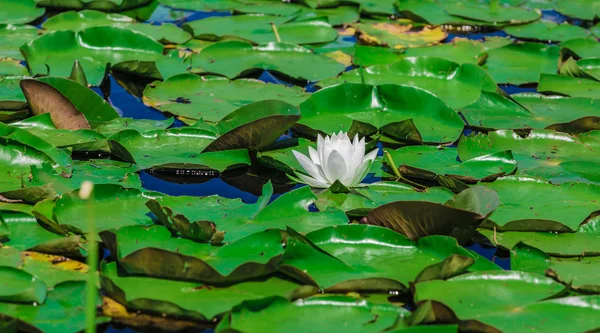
[324,149,348,185]
[362,147,379,162]
[349,159,373,187]
[350,136,366,171]
[308,146,320,165]
[296,172,330,188]
[293,150,327,183]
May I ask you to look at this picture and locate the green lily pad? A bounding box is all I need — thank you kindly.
[51,184,159,234]
[478,217,600,257]
[458,129,600,183]
[183,15,337,45]
[216,295,407,333]
[107,128,250,171]
[386,146,517,184]
[35,0,153,11]
[560,38,600,59]
[101,225,286,283]
[353,22,446,49]
[444,1,541,24]
[101,261,306,320]
[0,248,88,289]
[191,40,345,82]
[93,117,173,137]
[477,176,600,230]
[555,0,600,20]
[297,83,464,144]
[0,281,107,333]
[319,57,498,109]
[142,74,309,124]
[0,0,44,25]
[0,25,38,60]
[482,42,560,85]
[538,74,600,98]
[504,20,590,42]
[0,266,46,304]
[512,243,600,292]
[460,92,600,132]
[395,0,487,26]
[148,183,348,243]
[413,271,566,332]
[401,39,503,65]
[278,224,499,292]
[157,0,239,11]
[42,10,192,44]
[21,26,186,86]
[0,75,28,113]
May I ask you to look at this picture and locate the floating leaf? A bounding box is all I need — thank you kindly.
[183,15,338,45]
[354,22,446,49]
[143,75,309,124]
[0,0,44,25]
[191,40,345,82]
[458,129,600,184]
[0,266,46,304]
[278,224,499,292]
[538,74,600,98]
[555,0,600,21]
[482,42,560,85]
[560,38,600,59]
[101,261,306,320]
[444,1,541,24]
[21,27,186,86]
[365,186,499,241]
[297,83,464,144]
[319,57,498,109]
[0,25,38,60]
[504,20,590,42]
[42,10,192,44]
[35,0,153,11]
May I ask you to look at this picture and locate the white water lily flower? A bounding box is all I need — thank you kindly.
[292,131,378,188]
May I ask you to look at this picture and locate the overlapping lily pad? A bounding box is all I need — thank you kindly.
[537,74,600,98]
[458,129,600,183]
[504,20,590,42]
[0,24,38,60]
[21,26,187,86]
[42,10,192,44]
[142,74,309,124]
[191,40,345,82]
[318,57,498,109]
[101,260,306,320]
[555,0,600,21]
[482,42,560,85]
[35,0,153,11]
[0,0,44,25]
[296,83,464,143]
[183,15,337,45]
[353,22,446,49]
[278,224,499,292]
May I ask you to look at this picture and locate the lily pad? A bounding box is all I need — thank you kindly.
[477,176,600,230]
[278,224,499,292]
[555,0,600,20]
[482,42,560,85]
[560,38,600,59]
[385,146,517,185]
[51,184,159,234]
[0,266,46,304]
[142,74,309,124]
[191,40,345,82]
[413,271,566,332]
[42,10,192,44]
[401,39,501,65]
[21,26,186,86]
[297,83,464,144]
[460,92,600,132]
[101,225,287,283]
[0,24,39,60]
[35,0,153,11]
[537,74,600,98]
[0,281,107,333]
[319,57,498,109]
[512,243,600,292]
[101,261,306,320]
[353,22,446,49]
[444,1,541,24]
[458,129,600,183]
[183,15,338,45]
[216,295,407,333]
[107,128,250,171]
[504,20,590,42]
[0,0,44,25]
[479,217,600,257]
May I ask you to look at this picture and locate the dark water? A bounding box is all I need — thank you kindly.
[90,5,572,332]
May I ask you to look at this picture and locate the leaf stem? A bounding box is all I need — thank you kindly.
[383,151,427,190]
[271,22,281,42]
